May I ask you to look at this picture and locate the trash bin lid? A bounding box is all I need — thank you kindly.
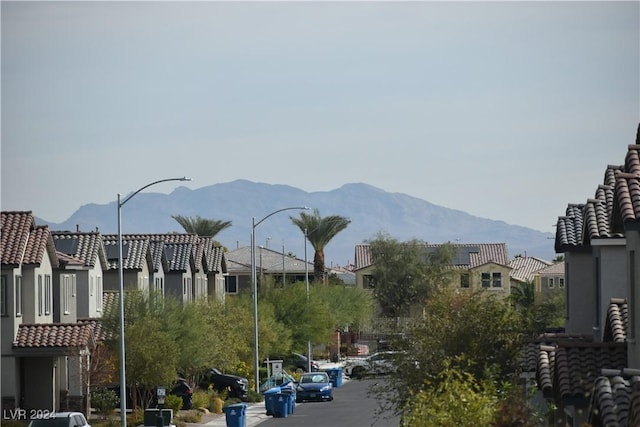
[263,387,281,395]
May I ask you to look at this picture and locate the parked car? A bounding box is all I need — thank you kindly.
[295,372,333,403]
[27,412,90,427]
[198,368,249,399]
[270,352,320,372]
[343,351,400,378]
[169,378,193,409]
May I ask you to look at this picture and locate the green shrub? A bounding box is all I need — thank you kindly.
[176,411,202,423]
[163,394,183,412]
[245,390,263,403]
[91,388,119,415]
[191,390,209,409]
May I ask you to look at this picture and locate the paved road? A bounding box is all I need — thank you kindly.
[258,378,400,427]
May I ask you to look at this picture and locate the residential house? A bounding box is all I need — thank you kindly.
[1,211,95,414]
[101,235,154,295]
[51,231,108,319]
[535,261,566,301]
[354,242,512,297]
[547,124,640,426]
[508,255,552,292]
[224,246,313,295]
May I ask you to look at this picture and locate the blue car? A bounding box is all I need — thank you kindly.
[295,372,333,403]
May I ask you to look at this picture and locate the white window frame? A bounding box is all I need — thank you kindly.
[559,277,565,289]
[38,274,43,316]
[16,275,22,317]
[481,272,491,288]
[62,274,73,315]
[492,272,502,288]
[96,275,103,312]
[44,274,52,315]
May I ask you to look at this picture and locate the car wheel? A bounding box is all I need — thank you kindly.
[352,366,366,379]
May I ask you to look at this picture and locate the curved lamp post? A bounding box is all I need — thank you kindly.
[251,206,309,392]
[117,177,190,427]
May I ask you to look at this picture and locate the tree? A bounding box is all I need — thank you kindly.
[367,233,454,317]
[377,289,524,414]
[290,209,350,282]
[172,214,232,238]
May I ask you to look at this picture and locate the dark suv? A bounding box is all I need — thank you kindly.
[271,353,320,372]
[198,368,249,399]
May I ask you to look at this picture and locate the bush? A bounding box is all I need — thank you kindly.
[163,394,183,412]
[191,390,209,409]
[245,390,263,403]
[91,388,119,415]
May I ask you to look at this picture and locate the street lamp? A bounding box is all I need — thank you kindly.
[117,177,190,427]
[251,206,309,392]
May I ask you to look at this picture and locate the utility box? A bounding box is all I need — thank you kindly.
[143,409,173,427]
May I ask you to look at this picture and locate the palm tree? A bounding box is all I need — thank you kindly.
[290,209,350,282]
[172,215,232,238]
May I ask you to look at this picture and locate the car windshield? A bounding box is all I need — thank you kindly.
[29,419,70,427]
[300,374,328,383]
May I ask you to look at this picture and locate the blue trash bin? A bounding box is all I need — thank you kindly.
[280,384,295,414]
[326,367,343,388]
[223,403,247,427]
[263,387,281,416]
[273,393,290,418]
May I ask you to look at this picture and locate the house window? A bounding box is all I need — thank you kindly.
[460,273,470,288]
[90,276,94,296]
[549,278,555,289]
[492,272,502,288]
[96,275,103,312]
[38,275,43,316]
[44,275,52,315]
[62,274,74,315]
[183,277,192,301]
[481,273,491,288]
[363,275,375,289]
[0,275,7,316]
[559,278,565,289]
[155,277,164,295]
[225,276,238,294]
[16,275,22,317]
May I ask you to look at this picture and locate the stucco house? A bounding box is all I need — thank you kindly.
[354,242,512,297]
[543,124,640,426]
[224,246,313,295]
[1,211,96,414]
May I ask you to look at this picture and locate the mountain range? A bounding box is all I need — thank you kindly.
[38,179,557,267]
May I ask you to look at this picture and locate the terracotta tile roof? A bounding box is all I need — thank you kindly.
[603,298,628,343]
[56,251,85,267]
[588,368,640,427]
[521,332,592,373]
[1,211,58,268]
[536,261,565,275]
[52,231,108,268]
[105,233,199,273]
[199,237,226,273]
[555,128,640,249]
[78,318,113,342]
[102,290,119,314]
[148,241,168,272]
[1,211,35,265]
[13,322,95,349]
[354,243,509,271]
[225,246,312,274]
[101,236,151,270]
[538,341,627,401]
[555,204,586,252]
[509,256,552,283]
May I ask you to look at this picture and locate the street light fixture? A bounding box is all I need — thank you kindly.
[117,177,190,427]
[251,206,309,392]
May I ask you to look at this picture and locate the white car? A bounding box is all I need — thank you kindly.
[344,351,400,378]
[27,412,90,427]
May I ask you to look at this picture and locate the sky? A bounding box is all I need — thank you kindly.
[1,1,639,234]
